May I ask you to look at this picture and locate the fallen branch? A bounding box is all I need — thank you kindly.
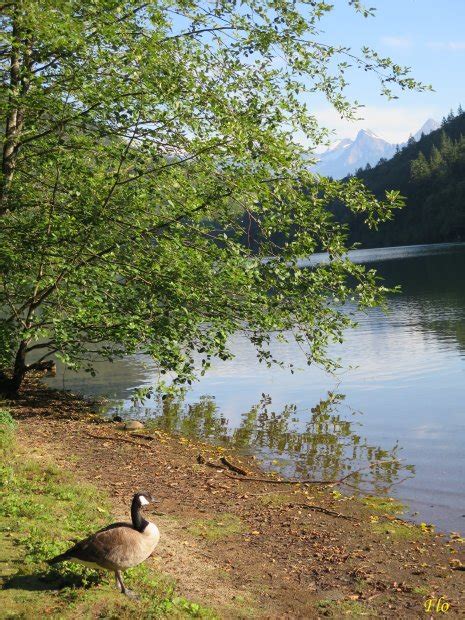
[197,454,225,469]
[127,432,156,441]
[85,430,154,451]
[206,461,225,470]
[223,473,337,485]
[220,456,248,476]
[223,460,400,487]
[294,502,356,521]
[197,453,243,472]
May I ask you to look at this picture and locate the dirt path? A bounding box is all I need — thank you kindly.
[9,385,465,618]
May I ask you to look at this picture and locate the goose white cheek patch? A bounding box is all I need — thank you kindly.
[140,496,150,506]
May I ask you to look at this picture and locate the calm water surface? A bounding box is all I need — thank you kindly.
[47,242,465,533]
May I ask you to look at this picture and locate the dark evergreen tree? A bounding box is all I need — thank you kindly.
[331,109,465,247]
[410,151,430,181]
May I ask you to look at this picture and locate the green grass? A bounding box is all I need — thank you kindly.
[188,514,244,541]
[0,410,217,619]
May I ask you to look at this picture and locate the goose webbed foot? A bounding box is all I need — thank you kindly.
[122,588,140,600]
[115,570,139,599]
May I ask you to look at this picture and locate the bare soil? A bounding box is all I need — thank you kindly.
[8,382,465,618]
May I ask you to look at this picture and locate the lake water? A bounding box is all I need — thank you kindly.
[47,242,465,534]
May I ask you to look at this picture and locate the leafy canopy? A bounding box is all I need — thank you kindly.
[0,1,425,391]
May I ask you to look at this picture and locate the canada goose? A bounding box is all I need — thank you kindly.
[48,491,159,598]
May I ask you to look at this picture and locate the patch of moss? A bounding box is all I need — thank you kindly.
[257,492,296,507]
[223,593,257,619]
[371,520,423,541]
[188,513,244,541]
[362,495,405,515]
[315,598,375,617]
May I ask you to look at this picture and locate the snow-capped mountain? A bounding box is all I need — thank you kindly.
[312,129,396,179]
[312,119,439,179]
[412,118,440,142]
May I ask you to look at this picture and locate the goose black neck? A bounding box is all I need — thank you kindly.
[131,498,149,533]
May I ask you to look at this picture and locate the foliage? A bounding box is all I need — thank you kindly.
[338,107,465,246]
[0,1,425,392]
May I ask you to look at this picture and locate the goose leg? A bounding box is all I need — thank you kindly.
[115,571,122,591]
[115,570,139,599]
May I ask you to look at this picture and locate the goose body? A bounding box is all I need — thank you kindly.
[48,492,159,597]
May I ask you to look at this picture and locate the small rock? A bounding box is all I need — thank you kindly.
[124,420,144,430]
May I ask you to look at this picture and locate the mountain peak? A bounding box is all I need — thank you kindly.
[313,129,395,178]
[413,118,440,141]
[312,117,440,179]
[355,129,386,143]
[357,128,379,138]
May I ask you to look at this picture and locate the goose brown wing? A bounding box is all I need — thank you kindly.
[65,523,135,567]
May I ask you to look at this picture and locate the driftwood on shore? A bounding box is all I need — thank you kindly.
[196,454,360,520]
[294,502,357,521]
[85,430,155,451]
[197,454,248,475]
[220,456,248,476]
[196,453,372,484]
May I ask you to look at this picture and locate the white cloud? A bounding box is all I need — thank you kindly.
[309,105,440,144]
[381,36,412,48]
[428,41,465,51]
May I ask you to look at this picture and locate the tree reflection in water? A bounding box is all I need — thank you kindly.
[121,391,414,493]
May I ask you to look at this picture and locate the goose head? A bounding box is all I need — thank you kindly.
[133,491,154,507]
[130,491,156,531]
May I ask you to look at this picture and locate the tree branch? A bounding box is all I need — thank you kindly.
[4,188,233,324]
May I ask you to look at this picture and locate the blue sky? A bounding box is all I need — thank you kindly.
[309,0,465,143]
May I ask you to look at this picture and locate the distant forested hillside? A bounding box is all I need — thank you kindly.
[335,108,465,247]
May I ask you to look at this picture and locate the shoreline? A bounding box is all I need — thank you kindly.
[3,380,465,617]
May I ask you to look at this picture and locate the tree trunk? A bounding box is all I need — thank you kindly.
[11,340,28,391]
[1,14,21,212]
[0,340,57,395]
[0,341,28,395]
[1,11,32,214]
